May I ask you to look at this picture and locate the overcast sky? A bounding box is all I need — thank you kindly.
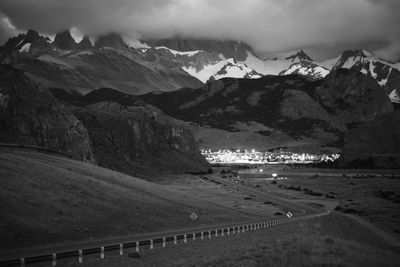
[0,0,399,60]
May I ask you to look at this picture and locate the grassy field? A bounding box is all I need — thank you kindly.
[2,150,399,266]
[0,149,268,251]
[57,213,400,267]
[238,165,400,240]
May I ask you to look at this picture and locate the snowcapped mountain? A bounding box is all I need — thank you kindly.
[140,38,330,81]
[279,61,330,80]
[327,49,400,100]
[2,30,399,101]
[182,58,262,82]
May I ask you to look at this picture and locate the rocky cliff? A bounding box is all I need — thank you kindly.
[0,65,94,161]
[71,89,210,176]
[53,30,78,50]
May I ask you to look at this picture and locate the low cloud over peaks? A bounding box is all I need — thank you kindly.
[0,0,399,60]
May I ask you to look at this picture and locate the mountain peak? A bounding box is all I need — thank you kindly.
[340,49,375,60]
[94,33,127,49]
[53,30,77,50]
[286,49,313,62]
[143,37,254,61]
[77,36,93,50]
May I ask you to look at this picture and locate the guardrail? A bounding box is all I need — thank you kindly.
[0,212,330,267]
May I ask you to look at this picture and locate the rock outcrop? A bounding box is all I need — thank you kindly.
[77,36,93,50]
[72,89,210,176]
[0,65,94,161]
[94,33,127,49]
[53,30,77,50]
[0,29,42,63]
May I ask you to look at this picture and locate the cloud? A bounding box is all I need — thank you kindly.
[0,0,399,60]
[0,13,20,44]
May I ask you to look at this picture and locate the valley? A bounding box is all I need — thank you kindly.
[0,10,400,266]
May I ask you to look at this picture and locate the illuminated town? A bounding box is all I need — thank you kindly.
[201,149,340,164]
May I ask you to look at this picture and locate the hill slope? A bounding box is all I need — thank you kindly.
[0,150,249,250]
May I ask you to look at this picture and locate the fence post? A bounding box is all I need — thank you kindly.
[233,227,236,234]
[227,228,230,235]
[174,236,177,244]
[242,226,245,233]
[184,234,187,243]
[101,246,105,259]
[163,237,166,247]
[52,253,57,267]
[20,258,25,267]
[209,230,212,238]
[120,244,124,255]
[201,232,204,240]
[150,239,154,249]
[221,229,224,236]
[78,250,83,264]
[136,242,140,252]
[193,233,196,241]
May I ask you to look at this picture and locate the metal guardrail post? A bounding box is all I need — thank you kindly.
[78,250,83,264]
[201,232,204,239]
[150,239,154,249]
[136,242,139,252]
[52,253,56,266]
[20,258,25,267]
[119,244,123,255]
[208,230,211,239]
[101,246,105,259]
[184,234,187,243]
[193,233,196,241]
[163,237,166,247]
[174,236,178,244]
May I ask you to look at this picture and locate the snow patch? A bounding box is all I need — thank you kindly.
[183,58,260,83]
[19,43,31,53]
[155,46,201,57]
[244,52,294,75]
[389,89,400,103]
[122,36,151,49]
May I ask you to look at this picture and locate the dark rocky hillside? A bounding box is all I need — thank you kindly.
[0,65,94,161]
[317,68,393,125]
[340,111,400,168]
[141,69,393,151]
[0,67,209,177]
[72,89,210,177]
